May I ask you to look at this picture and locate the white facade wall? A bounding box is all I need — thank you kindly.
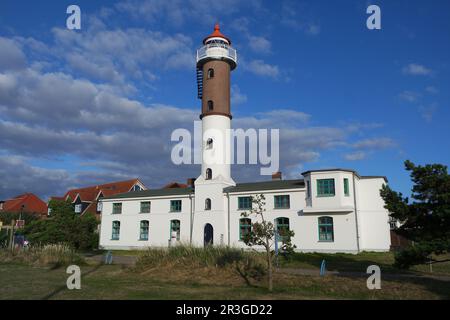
[356,178,391,251]
[227,189,358,253]
[100,195,193,250]
[99,171,391,253]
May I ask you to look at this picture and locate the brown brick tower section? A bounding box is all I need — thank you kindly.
[200,60,231,119]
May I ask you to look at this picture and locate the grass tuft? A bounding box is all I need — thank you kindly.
[0,244,85,268]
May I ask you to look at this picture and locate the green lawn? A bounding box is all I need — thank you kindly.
[1,256,449,300]
[281,251,450,275]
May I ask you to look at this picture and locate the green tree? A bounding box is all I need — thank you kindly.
[23,199,99,251]
[241,194,296,291]
[380,160,450,268]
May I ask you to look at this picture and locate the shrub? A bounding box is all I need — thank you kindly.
[23,200,99,251]
[135,244,265,286]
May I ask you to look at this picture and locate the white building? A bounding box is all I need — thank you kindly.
[99,25,391,253]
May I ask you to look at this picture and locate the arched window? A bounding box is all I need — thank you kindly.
[207,100,214,111]
[275,217,290,242]
[140,220,149,241]
[205,198,211,210]
[206,138,213,149]
[239,218,252,241]
[206,168,212,180]
[207,68,214,79]
[112,221,120,240]
[170,219,180,241]
[318,217,334,242]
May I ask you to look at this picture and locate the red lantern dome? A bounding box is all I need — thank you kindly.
[203,23,231,45]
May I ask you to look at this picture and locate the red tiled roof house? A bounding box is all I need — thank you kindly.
[50,179,146,219]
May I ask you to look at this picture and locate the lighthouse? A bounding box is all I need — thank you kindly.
[194,24,237,246]
[195,24,237,186]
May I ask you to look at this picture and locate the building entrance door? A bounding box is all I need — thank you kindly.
[204,223,213,247]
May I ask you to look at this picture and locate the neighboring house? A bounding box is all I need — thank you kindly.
[50,179,147,219]
[98,25,392,253]
[0,193,48,217]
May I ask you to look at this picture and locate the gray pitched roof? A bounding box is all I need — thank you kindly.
[103,187,194,200]
[224,179,305,193]
[102,179,306,200]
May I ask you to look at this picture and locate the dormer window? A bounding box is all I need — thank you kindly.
[206,168,212,180]
[344,178,350,196]
[317,179,335,197]
[133,185,142,191]
[207,68,214,79]
[207,100,214,111]
[97,202,103,212]
[74,204,82,213]
[306,181,311,198]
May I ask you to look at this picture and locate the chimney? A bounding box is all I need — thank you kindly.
[272,172,282,181]
[187,178,196,188]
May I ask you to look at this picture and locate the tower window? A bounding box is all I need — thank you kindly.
[206,138,213,149]
[206,168,212,180]
[205,198,211,210]
[207,68,214,79]
[207,100,214,111]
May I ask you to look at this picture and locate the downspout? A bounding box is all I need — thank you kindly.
[227,192,230,247]
[352,173,360,253]
[189,193,194,245]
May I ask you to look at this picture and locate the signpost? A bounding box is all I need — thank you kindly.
[274,229,279,268]
[9,219,15,251]
[15,220,25,228]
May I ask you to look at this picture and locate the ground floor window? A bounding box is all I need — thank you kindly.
[140,220,149,240]
[170,219,180,240]
[239,218,252,241]
[275,217,290,241]
[112,221,120,240]
[318,216,334,242]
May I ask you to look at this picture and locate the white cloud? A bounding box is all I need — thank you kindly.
[344,151,367,161]
[353,138,396,150]
[402,63,432,76]
[248,36,272,54]
[280,1,321,36]
[425,86,439,94]
[399,90,421,103]
[0,37,27,71]
[419,104,438,123]
[245,59,280,79]
[231,85,247,105]
[305,24,321,36]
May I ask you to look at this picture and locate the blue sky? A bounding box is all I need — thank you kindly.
[0,0,449,199]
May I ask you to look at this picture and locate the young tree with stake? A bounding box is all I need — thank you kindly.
[241,194,296,292]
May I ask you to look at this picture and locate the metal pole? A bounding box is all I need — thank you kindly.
[9,219,15,252]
